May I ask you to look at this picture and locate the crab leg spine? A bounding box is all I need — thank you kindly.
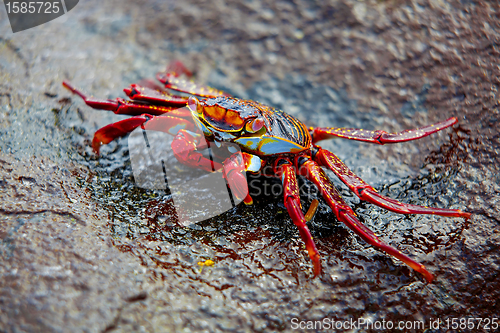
[312,117,458,144]
[298,158,434,282]
[278,160,321,276]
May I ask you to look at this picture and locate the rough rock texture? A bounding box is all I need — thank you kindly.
[0,0,499,332]
[0,155,150,332]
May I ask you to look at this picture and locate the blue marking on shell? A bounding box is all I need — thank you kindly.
[234,137,260,150]
[234,135,305,155]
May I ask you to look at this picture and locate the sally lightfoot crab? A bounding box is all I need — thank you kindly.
[63,62,470,282]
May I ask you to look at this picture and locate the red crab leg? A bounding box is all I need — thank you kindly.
[63,81,180,116]
[124,84,189,107]
[312,117,458,144]
[92,115,149,154]
[171,130,223,173]
[277,160,321,276]
[315,148,471,218]
[156,73,231,98]
[92,115,194,154]
[298,158,434,282]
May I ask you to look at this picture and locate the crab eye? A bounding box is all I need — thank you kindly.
[188,97,200,113]
[245,118,264,133]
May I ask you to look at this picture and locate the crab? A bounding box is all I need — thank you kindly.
[63,61,470,282]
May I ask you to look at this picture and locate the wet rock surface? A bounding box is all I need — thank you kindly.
[1,0,499,332]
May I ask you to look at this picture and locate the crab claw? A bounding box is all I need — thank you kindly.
[223,154,250,204]
[91,115,151,154]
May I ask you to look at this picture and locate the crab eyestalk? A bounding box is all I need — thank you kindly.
[188,96,200,114]
[245,118,265,133]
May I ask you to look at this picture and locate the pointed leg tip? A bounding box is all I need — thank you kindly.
[62,80,71,89]
[461,211,472,219]
[421,270,434,283]
[243,195,253,205]
[412,263,434,283]
[311,254,322,277]
[62,81,88,100]
[62,81,78,94]
[313,263,322,277]
[92,139,102,155]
